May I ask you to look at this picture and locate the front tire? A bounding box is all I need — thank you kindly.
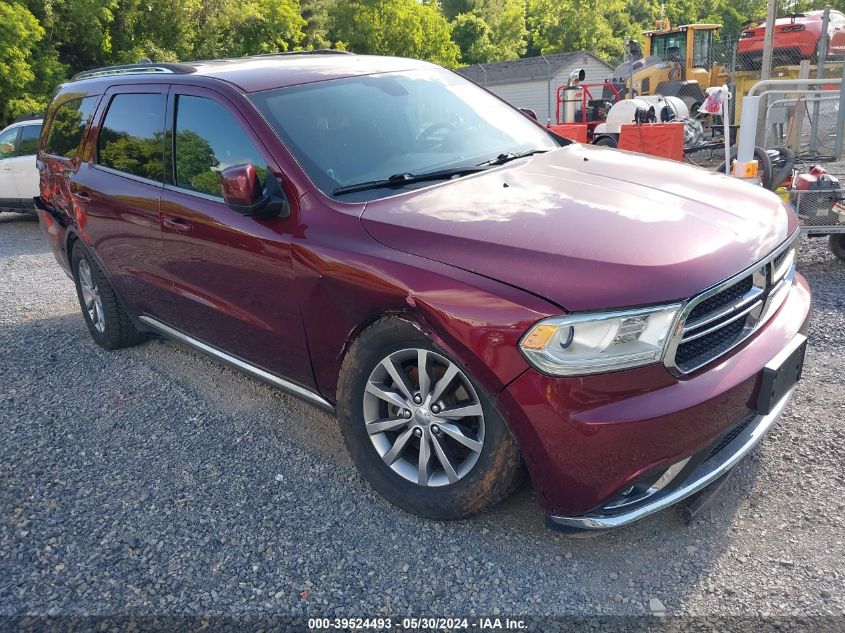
[71,242,146,350]
[337,318,524,519]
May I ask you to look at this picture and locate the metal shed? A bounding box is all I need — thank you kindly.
[456,51,614,124]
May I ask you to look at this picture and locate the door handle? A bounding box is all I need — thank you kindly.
[162,216,192,233]
[73,190,92,201]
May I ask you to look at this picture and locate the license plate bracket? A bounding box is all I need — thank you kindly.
[757,334,807,415]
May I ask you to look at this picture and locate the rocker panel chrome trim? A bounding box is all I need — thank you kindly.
[138,315,335,413]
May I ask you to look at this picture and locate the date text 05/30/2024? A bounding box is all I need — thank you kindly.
[308,617,527,630]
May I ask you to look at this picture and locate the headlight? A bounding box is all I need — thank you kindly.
[519,305,681,376]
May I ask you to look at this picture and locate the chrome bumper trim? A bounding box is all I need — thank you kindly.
[548,385,796,530]
[138,315,336,413]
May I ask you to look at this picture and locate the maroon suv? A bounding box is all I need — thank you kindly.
[35,52,811,530]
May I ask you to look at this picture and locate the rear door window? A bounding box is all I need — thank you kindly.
[17,124,42,156]
[44,97,98,158]
[173,95,267,197]
[97,93,165,182]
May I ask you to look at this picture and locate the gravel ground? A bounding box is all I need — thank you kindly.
[0,213,843,624]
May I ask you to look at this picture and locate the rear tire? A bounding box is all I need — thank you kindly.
[830,234,845,261]
[71,241,146,350]
[337,318,524,520]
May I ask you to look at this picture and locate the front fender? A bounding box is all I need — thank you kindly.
[293,202,557,405]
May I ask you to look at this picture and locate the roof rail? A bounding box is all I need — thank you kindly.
[251,49,355,58]
[71,62,197,82]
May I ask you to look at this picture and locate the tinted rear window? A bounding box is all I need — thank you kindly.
[18,124,42,156]
[97,93,165,182]
[45,97,98,158]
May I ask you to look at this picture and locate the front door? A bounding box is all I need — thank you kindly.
[158,86,313,388]
[11,124,43,208]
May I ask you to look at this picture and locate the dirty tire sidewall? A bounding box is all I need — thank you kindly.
[829,234,845,262]
[71,241,145,350]
[337,318,524,520]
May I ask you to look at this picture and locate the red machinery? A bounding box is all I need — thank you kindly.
[549,79,621,141]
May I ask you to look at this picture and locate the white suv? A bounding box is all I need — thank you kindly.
[0,117,42,214]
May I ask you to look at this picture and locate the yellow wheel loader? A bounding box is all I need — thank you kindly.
[608,22,724,113]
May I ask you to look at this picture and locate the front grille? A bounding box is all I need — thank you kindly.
[706,415,754,461]
[666,238,797,374]
[772,249,788,272]
[686,275,753,324]
[675,317,745,368]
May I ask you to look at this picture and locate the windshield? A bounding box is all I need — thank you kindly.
[249,68,559,200]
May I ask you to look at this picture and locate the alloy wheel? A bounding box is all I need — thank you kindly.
[363,348,485,487]
[78,259,105,334]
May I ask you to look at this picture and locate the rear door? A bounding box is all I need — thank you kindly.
[68,85,171,317]
[158,85,313,387]
[0,126,21,209]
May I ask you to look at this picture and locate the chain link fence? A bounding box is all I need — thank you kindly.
[760,90,840,158]
[790,183,845,233]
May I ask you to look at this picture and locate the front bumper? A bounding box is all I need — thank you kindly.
[548,382,795,530]
[497,273,812,524]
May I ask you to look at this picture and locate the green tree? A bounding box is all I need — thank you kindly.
[108,0,197,64]
[26,0,118,72]
[300,0,334,49]
[527,0,636,61]
[452,13,495,64]
[193,0,306,58]
[441,0,477,20]
[0,2,46,121]
[489,0,527,60]
[328,0,459,67]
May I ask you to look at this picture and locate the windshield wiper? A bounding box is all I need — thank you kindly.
[478,148,550,166]
[332,166,489,196]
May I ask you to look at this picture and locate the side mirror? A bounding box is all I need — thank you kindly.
[220,164,290,219]
[519,108,538,121]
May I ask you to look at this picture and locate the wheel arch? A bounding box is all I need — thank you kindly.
[297,245,557,409]
[65,226,147,332]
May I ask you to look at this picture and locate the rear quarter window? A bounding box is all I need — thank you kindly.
[44,96,98,158]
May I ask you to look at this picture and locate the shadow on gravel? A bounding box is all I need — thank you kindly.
[1,310,774,617]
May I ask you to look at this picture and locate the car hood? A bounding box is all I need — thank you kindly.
[361,143,796,312]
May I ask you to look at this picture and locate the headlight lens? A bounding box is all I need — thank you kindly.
[519,305,681,376]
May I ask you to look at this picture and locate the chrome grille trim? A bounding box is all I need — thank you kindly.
[664,232,799,375]
[682,287,764,333]
[681,298,764,343]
